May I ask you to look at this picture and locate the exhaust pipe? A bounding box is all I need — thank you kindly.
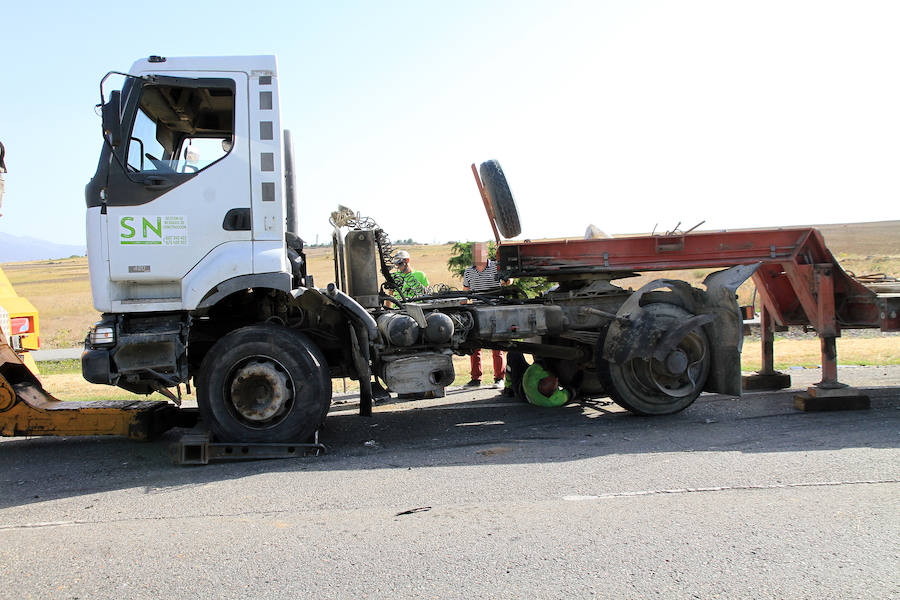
[283,131,299,238]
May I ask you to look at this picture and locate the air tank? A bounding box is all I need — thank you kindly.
[423,312,454,344]
[377,313,421,347]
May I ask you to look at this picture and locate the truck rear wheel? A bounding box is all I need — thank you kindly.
[196,324,331,442]
[479,159,522,238]
[599,303,710,415]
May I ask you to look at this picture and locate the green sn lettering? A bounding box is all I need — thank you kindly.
[120,217,136,239]
[143,217,162,239]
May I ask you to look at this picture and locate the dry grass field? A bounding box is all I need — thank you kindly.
[2,220,897,401]
[0,258,95,348]
[8,220,896,349]
[304,242,465,290]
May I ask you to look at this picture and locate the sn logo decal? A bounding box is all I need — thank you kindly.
[120,216,188,246]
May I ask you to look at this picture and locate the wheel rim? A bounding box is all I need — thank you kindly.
[605,302,712,414]
[224,356,296,429]
[624,330,708,400]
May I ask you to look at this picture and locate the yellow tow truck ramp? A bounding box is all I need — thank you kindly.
[0,339,188,440]
[0,143,193,443]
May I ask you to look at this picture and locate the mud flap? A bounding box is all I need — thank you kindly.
[701,264,759,395]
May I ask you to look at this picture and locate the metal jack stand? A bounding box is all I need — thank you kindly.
[793,335,870,412]
[787,265,869,412]
[172,430,327,465]
[742,305,792,391]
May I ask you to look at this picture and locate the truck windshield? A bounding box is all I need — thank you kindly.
[125,81,234,175]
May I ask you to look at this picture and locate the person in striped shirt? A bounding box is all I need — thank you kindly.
[462,242,505,388]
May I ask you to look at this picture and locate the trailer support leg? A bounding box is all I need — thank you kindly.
[794,267,870,410]
[819,335,840,387]
[793,337,870,411]
[742,304,791,391]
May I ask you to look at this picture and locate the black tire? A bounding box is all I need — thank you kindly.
[598,303,710,416]
[196,324,332,442]
[479,159,522,238]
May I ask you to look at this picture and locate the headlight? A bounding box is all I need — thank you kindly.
[89,323,116,347]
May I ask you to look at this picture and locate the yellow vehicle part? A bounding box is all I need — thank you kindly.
[0,339,181,440]
[0,267,40,352]
[19,350,39,375]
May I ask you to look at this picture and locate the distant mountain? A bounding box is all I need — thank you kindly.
[0,232,86,262]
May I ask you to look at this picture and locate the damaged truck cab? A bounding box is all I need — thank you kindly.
[82,55,753,443]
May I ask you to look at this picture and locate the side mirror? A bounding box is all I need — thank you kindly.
[102,90,122,147]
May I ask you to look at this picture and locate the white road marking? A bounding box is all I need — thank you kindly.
[563,479,899,501]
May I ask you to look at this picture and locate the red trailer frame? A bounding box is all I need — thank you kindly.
[473,164,899,398]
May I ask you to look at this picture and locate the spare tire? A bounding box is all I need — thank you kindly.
[479,159,522,238]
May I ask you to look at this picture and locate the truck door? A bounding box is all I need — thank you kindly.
[104,72,251,295]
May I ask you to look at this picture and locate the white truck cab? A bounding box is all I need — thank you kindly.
[86,55,295,314]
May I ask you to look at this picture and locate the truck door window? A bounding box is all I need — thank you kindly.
[127,107,166,172]
[176,137,231,173]
[124,82,235,175]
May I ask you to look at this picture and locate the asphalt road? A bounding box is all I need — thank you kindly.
[1,366,898,599]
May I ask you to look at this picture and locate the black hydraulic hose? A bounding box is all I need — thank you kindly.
[324,283,379,341]
[374,228,406,300]
[403,288,523,305]
[379,293,402,308]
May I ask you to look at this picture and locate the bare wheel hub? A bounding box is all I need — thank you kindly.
[664,349,689,375]
[229,360,293,423]
[646,334,706,398]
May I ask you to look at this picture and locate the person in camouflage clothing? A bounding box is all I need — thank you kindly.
[391,250,428,298]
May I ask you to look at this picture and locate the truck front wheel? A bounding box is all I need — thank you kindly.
[196,324,331,442]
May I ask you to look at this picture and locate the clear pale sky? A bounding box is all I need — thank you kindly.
[1,0,897,247]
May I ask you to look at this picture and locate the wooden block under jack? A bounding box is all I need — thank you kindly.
[794,387,870,411]
[742,372,792,391]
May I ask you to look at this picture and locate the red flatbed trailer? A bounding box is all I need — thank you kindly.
[496,227,899,400]
[471,160,896,404]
